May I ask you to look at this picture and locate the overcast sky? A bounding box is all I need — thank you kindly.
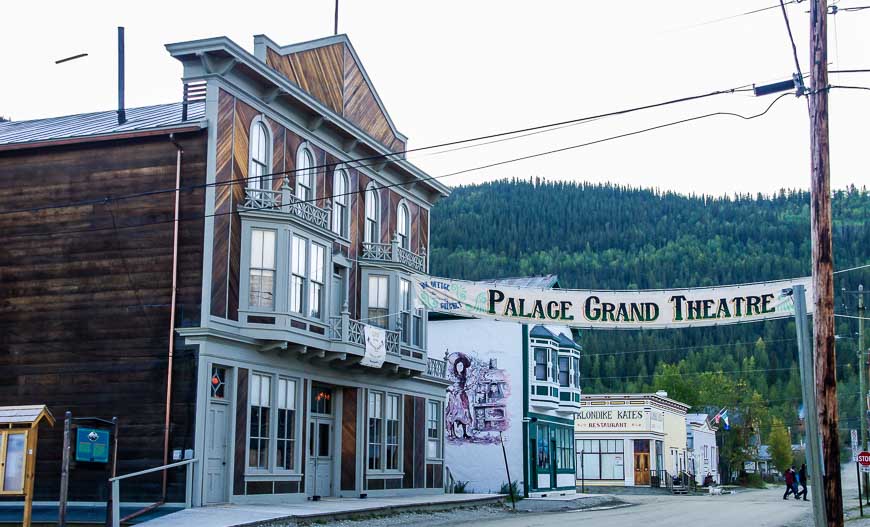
[3,1,868,195]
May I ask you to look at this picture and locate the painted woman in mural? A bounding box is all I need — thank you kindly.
[446,353,473,440]
[445,351,510,444]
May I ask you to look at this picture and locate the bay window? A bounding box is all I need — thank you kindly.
[573,357,581,387]
[249,373,271,469]
[558,356,570,387]
[400,278,411,344]
[534,347,548,381]
[368,275,389,328]
[413,305,423,347]
[309,243,325,319]
[290,235,307,314]
[249,229,276,309]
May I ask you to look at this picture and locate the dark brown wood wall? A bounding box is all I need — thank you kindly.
[233,368,249,495]
[265,45,406,153]
[0,131,207,502]
[211,90,429,324]
[340,387,358,491]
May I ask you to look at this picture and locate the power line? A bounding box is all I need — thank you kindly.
[582,365,798,382]
[0,84,759,219]
[834,263,870,274]
[2,94,793,241]
[582,337,798,358]
[666,1,798,32]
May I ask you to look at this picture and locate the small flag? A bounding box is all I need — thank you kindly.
[721,410,730,430]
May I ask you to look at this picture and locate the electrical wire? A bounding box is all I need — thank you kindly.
[581,337,798,358]
[0,84,759,219]
[582,366,798,382]
[665,1,798,32]
[834,263,870,274]
[2,94,794,241]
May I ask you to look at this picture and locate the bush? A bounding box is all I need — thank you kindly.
[739,472,765,489]
[499,480,520,498]
[454,480,470,494]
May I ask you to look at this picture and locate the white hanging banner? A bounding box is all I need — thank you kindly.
[361,324,387,368]
[413,274,813,329]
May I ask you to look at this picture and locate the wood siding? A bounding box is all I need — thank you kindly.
[211,90,430,324]
[0,131,207,502]
[233,368,249,495]
[340,387,358,491]
[265,45,406,153]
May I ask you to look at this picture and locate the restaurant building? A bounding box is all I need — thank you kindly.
[0,32,450,511]
[574,392,689,487]
[428,275,583,497]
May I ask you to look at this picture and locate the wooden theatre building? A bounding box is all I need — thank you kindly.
[0,33,450,509]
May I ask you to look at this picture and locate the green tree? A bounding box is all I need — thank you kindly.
[768,418,793,473]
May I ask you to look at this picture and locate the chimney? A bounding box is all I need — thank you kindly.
[117,27,126,125]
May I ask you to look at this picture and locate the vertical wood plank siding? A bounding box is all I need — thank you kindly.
[211,91,234,317]
[402,395,415,489]
[265,44,406,153]
[233,368,249,495]
[0,131,207,501]
[341,387,358,491]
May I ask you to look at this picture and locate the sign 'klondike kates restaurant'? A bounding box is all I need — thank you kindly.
[414,275,813,329]
[575,407,664,433]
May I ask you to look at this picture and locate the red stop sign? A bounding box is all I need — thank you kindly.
[859,452,870,466]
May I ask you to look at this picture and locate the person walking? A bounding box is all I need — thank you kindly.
[784,467,796,500]
[796,464,808,501]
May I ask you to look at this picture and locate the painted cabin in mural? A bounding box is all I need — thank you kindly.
[428,275,582,497]
[0,32,450,511]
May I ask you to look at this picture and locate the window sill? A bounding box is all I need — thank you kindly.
[365,471,404,478]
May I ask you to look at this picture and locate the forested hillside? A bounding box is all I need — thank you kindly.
[430,179,870,467]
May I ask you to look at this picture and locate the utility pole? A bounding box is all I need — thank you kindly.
[808,0,843,525]
[860,284,868,500]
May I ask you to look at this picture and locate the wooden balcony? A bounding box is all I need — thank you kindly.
[329,314,400,356]
[361,236,427,273]
[241,177,331,232]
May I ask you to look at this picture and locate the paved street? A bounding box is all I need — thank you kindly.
[475,488,812,527]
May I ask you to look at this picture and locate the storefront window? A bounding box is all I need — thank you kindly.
[655,440,664,474]
[249,373,271,469]
[577,439,624,480]
[536,424,550,471]
[276,378,296,470]
[556,428,574,470]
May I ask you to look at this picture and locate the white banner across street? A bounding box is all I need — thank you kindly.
[413,274,813,329]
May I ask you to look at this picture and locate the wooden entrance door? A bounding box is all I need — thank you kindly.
[634,452,650,485]
[205,401,230,503]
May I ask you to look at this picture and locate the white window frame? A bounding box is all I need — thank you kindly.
[290,234,308,315]
[308,242,326,319]
[275,377,298,472]
[426,400,442,461]
[396,202,410,250]
[248,118,272,192]
[399,278,412,344]
[248,228,277,310]
[367,390,403,473]
[367,274,389,328]
[332,169,350,237]
[295,144,315,202]
[364,182,380,243]
[248,372,272,472]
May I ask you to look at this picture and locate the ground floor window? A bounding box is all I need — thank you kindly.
[577,439,624,480]
[536,424,551,472]
[367,391,402,472]
[556,427,574,471]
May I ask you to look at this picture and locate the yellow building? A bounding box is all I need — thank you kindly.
[574,392,689,487]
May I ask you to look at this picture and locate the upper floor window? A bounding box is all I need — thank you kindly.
[368,275,389,328]
[397,203,410,250]
[296,145,315,201]
[365,183,380,243]
[309,243,325,319]
[572,357,580,387]
[290,235,307,314]
[249,229,276,309]
[534,347,548,381]
[249,120,271,191]
[558,355,570,387]
[332,169,349,237]
[400,278,412,344]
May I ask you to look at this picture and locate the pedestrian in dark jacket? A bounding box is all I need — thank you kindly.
[796,464,808,501]
[784,467,796,499]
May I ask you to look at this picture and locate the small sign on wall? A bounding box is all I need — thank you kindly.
[75,427,110,463]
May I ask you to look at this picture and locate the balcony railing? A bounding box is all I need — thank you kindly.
[425,357,447,379]
[361,236,427,273]
[241,177,331,231]
[329,314,400,356]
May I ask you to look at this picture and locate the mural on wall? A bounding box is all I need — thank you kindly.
[445,351,511,444]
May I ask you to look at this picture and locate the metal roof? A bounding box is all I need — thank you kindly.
[481,275,560,289]
[0,101,205,147]
[0,405,55,426]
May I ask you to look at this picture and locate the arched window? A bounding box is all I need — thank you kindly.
[397,202,409,250]
[365,183,380,243]
[248,120,271,191]
[296,145,315,201]
[332,169,349,237]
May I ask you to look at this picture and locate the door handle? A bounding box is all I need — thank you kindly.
[222,462,226,466]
